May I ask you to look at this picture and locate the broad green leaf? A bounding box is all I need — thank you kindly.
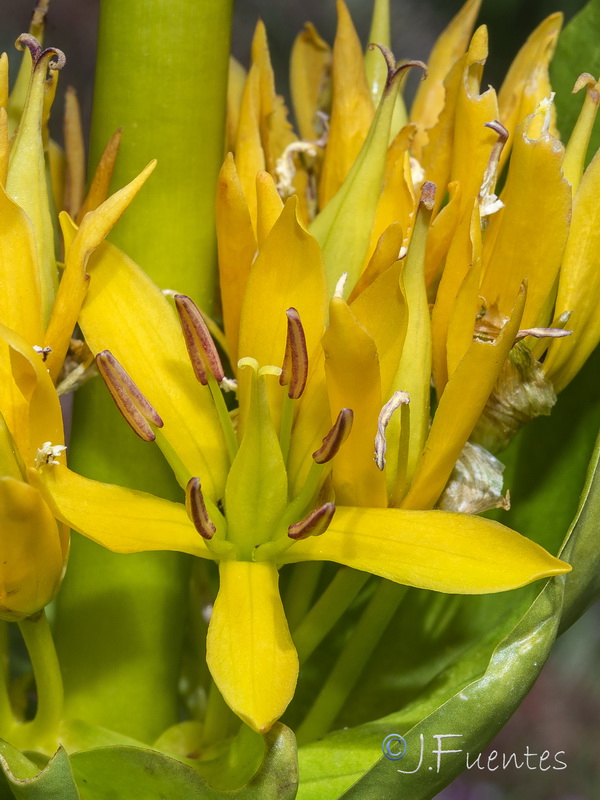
[0,743,79,800]
[69,724,297,800]
[551,0,600,162]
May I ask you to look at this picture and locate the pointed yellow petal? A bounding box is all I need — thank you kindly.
[256,170,284,247]
[323,297,387,507]
[544,147,600,391]
[290,23,332,142]
[0,107,8,188]
[239,196,327,375]
[480,114,571,329]
[251,20,296,174]
[32,463,214,558]
[403,286,525,510]
[75,235,229,497]
[350,221,403,299]
[424,181,462,291]
[76,127,123,222]
[235,63,265,233]
[207,560,298,733]
[0,476,64,621]
[318,0,374,208]
[562,74,600,194]
[45,161,157,381]
[411,0,482,154]
[63,86,86,218]
[226,56,247,152]
[0,53,8,112]
[450,26,500,213]
[280,505,570,593]
[497,14,562,172]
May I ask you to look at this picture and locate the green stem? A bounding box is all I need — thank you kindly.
[17,612,63,748]
[283,562,324,632]
[294,568,371,662]
[0,622,14,731]
[202,679,237,747]
[296,580,407,744]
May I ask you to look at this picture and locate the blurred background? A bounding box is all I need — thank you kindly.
[1,1,598,798]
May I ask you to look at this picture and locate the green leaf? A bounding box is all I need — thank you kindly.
[551,0,600,160]
[0,743,80,800]
[68,724,297,800]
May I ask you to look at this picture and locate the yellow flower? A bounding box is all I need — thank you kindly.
[33,194,569,734]
[0,33,154,619]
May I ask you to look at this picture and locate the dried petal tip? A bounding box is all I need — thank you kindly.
[185,477,216,540]
[312,408,353,464]
[288,502,336,540]
[573,73,598,95]
[374,391,410,470]
[96,351,163,442]
[280,308,308,399]
[174,294,224,385]
[514,326,572,343]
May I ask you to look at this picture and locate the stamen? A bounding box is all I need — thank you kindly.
[313,408,353,464]
[174,294,225,385]
[280,307,309,400]
[96,351,163,442]
[514,326,572,343]
[288,502,336,540]
[374,391,410,470]
[35,441,67,468]
[479,121,509,219]
[185,477,216,540]
[33,344,52,362]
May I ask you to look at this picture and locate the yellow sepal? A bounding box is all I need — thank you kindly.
[207,560,298,733]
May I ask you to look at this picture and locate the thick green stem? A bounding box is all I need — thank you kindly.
[283,562,324,632]
[16,612,63,750]
[54,0,233,744]
[293,568,371,662]
[0,623,14,732]
[296,580,407,744]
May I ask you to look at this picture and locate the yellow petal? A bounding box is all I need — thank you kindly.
[480,114,571,329]
[0,53,7,112]
[0,107,8,188]
[0,181,43,344]
[350,221,403,299]
[0,322,63,465]
[44,161,157,381]
[32,463,213,559]
[323,297,387,507]
[424,181,462,292]
[63,86,85,218]
[256,170,284,247]
[544,146,600,391]
[318,0,374,208]
[450,26,500,214]
[280,505,570,593]
[497,14,562,172]
[74,235,228,499]
[226,56,247,152]
[403,286,525,511]
[0,476,64,621]
[207,560,298,733]
[76,127,123,222]
[238,197,327,428]
[216,154,257,367]
[234,63,265,233]
[411,0,482,156]
[251,21,296,174]
[290,23,332,141]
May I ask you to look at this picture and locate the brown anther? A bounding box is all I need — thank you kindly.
[185,477,216,540]
[288,502,336,540]
[280,307,309,399]
[312,408,353,464]
[174,294,224,385]
[96,351,163,442]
